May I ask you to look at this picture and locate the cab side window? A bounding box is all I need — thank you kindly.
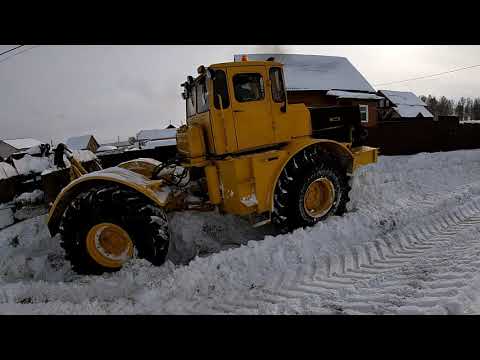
[233,73,265,102]
[213,70,230,109]
[196,77,209,113]
[186,86,196,117]
[269,67,286,103]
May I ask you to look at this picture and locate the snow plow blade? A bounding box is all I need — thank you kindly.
[351,146,378,171]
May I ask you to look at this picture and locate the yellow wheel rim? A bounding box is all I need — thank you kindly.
[86,223,134,268]
[303,177,336,218]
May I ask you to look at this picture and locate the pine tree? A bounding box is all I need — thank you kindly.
[465,98,473,120]
[437,96,451,116]
[473,98,480,120]
[426,95,438,116]
[455,97,466,120]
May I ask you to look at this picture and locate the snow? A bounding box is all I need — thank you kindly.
[66,135,94,150]
[26,145,43,155]
[137,129,177,141]
[3,149,480,313]
[71,150,97,163]
[13,155,51,176]
[143,139,177,149]
[234,54,376,92]
[96,145,117,152]
[0,207,14,229]
[0,162,18,179]
[2,138,44,150]
[326,90,383,100]
[460,120,480,124]
[394,104,434,118]
[379,90,427,106]
[14,190,45,207]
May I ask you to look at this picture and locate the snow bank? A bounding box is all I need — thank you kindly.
[0,162,18,179]
[14,190,45,207]
[0,207,14,229]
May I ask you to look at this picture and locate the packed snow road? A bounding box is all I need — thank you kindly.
[2,149,480,314]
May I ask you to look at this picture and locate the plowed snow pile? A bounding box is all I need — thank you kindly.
[2,150,480,314]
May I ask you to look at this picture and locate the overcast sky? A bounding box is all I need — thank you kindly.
[1,45,480,144]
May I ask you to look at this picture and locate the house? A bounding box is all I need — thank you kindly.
[0,138,46,160]
[66,135,99,153]
[234,54,383,127]
[377,90,433,121]
[136,126,177,147]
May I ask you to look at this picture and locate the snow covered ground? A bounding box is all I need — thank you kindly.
[2,149,480,314]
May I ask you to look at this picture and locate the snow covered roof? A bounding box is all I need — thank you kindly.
[96,145,118,152]
[66,135,96,150]
[143,138,177,149]
[0,162,18,179]
[137,129,177,141]
[326,90,384,100]
[234,54,376,93]
[393,105,433,118]
[2,138,44,150]
[379,90,427,106]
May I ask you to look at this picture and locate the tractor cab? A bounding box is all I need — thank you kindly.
[176,57,312,165]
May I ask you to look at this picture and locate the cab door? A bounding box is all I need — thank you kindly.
[227,65,274,151]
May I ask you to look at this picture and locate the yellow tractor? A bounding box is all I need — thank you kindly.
[47,56,378,275]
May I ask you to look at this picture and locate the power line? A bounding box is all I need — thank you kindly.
[374,64,480,87]
[0,45,24,57]
[0,45,40,65]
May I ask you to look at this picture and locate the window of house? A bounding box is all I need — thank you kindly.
[213,69,230,110]
[269,67,286,103]
[233,73,265,102]
[359,105,369,123]
[196,77,209,113]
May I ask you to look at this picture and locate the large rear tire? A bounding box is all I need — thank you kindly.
[272,146,351,233]
[59,184,170,275]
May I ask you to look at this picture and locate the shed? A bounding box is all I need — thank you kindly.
[377,90,433,121]
[234,54,382,127]
[0,138,46,159]
[66,135,99,153]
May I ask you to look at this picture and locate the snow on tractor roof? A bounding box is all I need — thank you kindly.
[379,90,427,106]
[234,54,376,93]
[2,138,44,150]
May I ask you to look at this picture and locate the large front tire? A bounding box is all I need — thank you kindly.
[272,147,351,233]
[59,185,170,275]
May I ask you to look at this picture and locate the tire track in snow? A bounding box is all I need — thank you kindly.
[176,198,480,314]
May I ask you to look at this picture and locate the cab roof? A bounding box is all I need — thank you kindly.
[209,60,283,68]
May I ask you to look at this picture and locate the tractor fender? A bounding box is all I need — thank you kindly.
[270,138,354,211]
[47,166,170,236]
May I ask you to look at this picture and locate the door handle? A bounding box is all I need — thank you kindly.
[233,110,244,113]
